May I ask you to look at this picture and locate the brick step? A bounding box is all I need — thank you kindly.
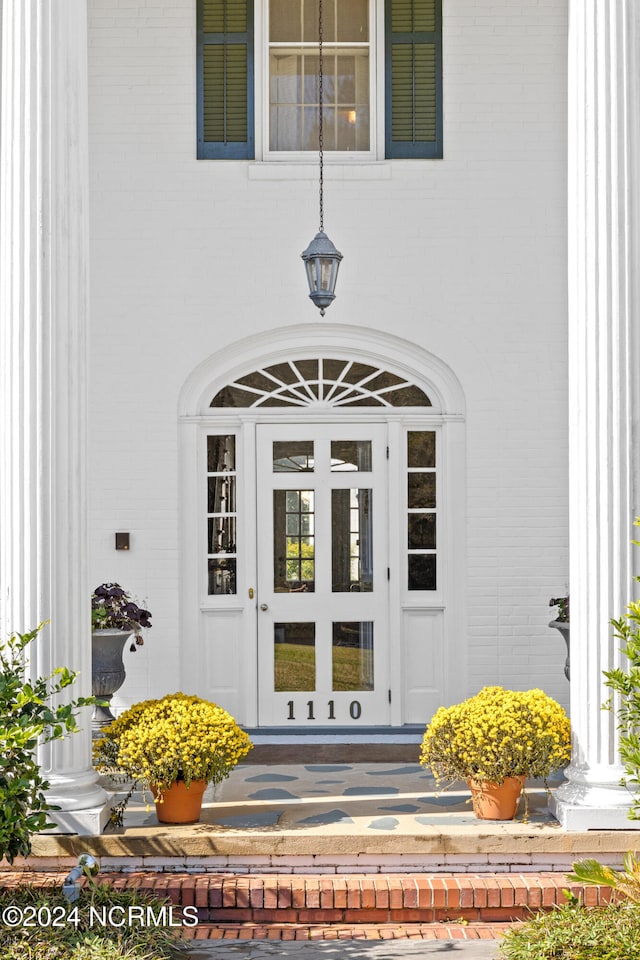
[0,872,612,926]
[186,921,518,941]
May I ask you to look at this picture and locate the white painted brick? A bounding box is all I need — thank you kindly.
[86,0,571,717]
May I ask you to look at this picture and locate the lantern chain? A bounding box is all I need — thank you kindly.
[318,0,324,232]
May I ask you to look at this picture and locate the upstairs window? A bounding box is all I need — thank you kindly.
[197,0,442,160]
[270,0,371,152]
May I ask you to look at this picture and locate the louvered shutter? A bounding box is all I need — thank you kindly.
[198,0,254,159]
[385,0,442,158]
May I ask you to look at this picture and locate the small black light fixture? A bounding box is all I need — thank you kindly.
[115,532,130,551]
[301,0,342,316]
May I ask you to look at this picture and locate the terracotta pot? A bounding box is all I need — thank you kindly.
[151,780,207,824]
[467,776,525,820]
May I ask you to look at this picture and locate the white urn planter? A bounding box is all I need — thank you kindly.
[91,628,134,731]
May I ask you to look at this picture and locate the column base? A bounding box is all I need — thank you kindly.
[45,804,112,836]
[550,794,640,830]
[550,769,640,830]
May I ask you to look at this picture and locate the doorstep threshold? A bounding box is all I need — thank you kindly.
[243,725,423,744]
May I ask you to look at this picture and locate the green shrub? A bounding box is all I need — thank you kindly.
[568,851,640,903]
[0,885,188,959]
[498,900,640,960]
[0,624,95,863]
[602,518,640,818]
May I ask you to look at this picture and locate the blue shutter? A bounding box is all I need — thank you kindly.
[385,0,442,159]
[198,0,254,159]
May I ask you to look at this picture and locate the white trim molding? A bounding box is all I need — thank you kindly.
[178,324,466,418]
[178,325,466,730]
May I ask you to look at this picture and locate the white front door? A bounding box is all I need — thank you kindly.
[256,423,389,726]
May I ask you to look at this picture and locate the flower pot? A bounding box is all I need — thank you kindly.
[91,629,134,731]
[467,776,525,820]
[151,780,207,824]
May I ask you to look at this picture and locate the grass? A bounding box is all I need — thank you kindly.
[274,642,315,691]
[498,899,640,959]
[0,885,189,959]
[274,642,372,692]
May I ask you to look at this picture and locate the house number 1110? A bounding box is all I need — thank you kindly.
[286,700,362,721]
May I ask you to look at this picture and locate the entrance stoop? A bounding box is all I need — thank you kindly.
[1,761,630,944]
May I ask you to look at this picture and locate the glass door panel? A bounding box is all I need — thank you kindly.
[257,423,388,726]
[274,622,316,691]
[273,490,315,591]
[331,489,373,592]
[332,621,374,690]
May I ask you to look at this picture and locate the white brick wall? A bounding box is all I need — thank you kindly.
[87,0,570,716]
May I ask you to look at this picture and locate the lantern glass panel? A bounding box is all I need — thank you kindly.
[320,259,333,290]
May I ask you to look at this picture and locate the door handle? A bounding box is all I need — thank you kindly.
[260,603,269,611]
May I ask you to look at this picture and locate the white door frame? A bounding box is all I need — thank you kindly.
[178,325,466,729]
[256,421,389,726]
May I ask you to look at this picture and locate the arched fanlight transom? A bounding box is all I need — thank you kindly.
[210,358,432,409]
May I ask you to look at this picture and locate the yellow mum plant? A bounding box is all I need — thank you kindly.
[93,692,252,803]
[420,686,571,786]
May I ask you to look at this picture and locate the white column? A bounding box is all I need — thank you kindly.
[551,0,640,829]
[0,0,108,833]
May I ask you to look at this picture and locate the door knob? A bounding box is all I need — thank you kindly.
[260,603,269,611]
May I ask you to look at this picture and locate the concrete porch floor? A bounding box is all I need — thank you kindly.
[20,762,639,871]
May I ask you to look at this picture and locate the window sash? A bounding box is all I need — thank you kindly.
[266,0,375,157]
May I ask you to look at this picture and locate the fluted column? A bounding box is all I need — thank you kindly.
[0,0,108,832]
[551,0,640,829]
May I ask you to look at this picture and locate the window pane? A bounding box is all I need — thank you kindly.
[274,622,316,691]
[208,475,236,513]
[332,489,373,592]
[332,622,374,690]
[337,0,368,40]
[331,440,372,472]
[408,431,436,467]
[274,490,315,591]
[408,554,436,591]
[408,513,436,549]
[302,0,335,41]
[271,53,302,102]
[337,55,355,101]
[408,472,435,509]
[208,517,237,553]
[269,45,369,151]
[208,558,236,595]
[270,0,301,40]
[207,435,236,472]
[273,440,315,472]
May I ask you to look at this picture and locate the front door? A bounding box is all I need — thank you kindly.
[256,423,389,726]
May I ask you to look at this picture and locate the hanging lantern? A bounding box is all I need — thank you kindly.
[301,230,343,316]
[301,0,342,316]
